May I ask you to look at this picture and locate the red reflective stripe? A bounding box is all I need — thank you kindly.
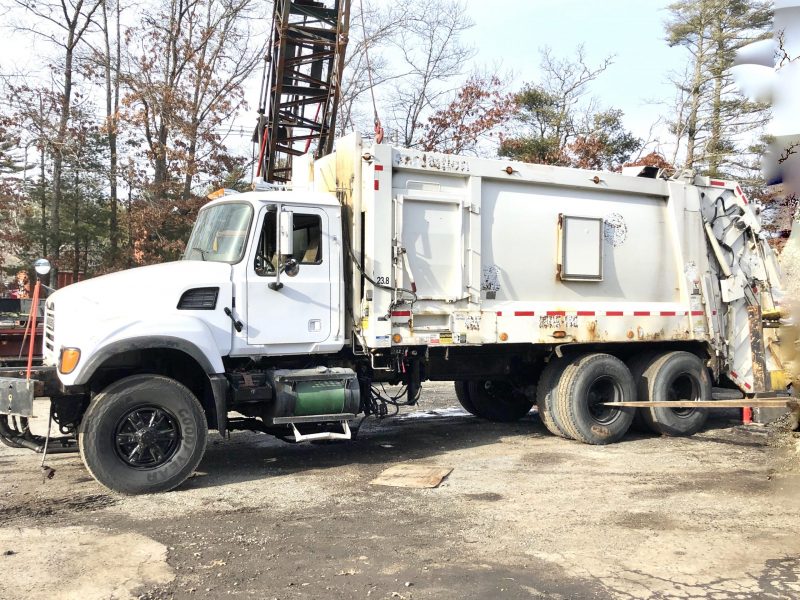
[514,311,535,316]
[633,311,650,316]
[691,310,703,316]
[576,311,595,316]
[547,311,565,316]
[391,311,411,317]
[710,180,726,187]
[374,180,380,191]
[496,311,503,316]
[744,382,752,390]
[730,371,739,379]
[605,311,624,316]
[374,164,384,171]
[659,311,676,316]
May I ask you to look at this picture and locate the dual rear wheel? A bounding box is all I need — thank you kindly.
[457,350,710,444]
[455,380,534,422]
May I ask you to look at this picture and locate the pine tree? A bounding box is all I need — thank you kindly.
[665,0,772,176]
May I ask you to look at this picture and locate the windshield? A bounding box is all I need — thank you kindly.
[183,202,253,264]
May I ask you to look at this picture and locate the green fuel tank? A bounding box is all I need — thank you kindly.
[266,367,360,422]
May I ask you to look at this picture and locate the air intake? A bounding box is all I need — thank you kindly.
[177,287,219,310]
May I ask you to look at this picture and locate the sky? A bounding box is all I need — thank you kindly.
[0,0,684,160]
[230,0,685,159]
[459,0,680,144]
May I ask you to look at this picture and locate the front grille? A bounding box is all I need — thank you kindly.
[44,301,55,353]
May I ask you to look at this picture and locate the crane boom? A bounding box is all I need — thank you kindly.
[254,0,351,183]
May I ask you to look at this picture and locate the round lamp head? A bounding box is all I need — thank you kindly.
[34,258,51,276]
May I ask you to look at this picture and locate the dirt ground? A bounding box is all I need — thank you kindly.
[1,383,799,600]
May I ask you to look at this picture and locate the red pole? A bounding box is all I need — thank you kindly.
[742,407,753,424]
[256,128,269,179]
[26,280,41,380]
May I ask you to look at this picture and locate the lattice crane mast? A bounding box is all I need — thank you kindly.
[254,0,351,184]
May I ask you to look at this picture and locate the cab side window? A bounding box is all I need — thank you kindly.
[253,211,322,276]
[291,214,322,265]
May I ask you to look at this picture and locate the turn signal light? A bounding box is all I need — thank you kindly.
[392,334,403,344]
[59,347,81,374]
[499,332,509,341]
[552,331,567,339]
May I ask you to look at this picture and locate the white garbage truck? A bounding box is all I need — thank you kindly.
[0,133,787,493]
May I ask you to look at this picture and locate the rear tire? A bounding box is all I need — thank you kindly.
[79,374,208,494]
[556,353,635,445]
[454,381,478,416]
[626,352,658,433]
[535,358,572,439]
[466,380,534,422]
[639,352,710,436]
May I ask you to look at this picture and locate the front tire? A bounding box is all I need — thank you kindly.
[79,374,208,494]
[466,380,534,422]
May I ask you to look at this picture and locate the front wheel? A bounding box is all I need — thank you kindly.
[79,374,208,494]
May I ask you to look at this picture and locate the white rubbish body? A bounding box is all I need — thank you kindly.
[311,134,782,394]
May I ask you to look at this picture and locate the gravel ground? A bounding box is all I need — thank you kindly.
[1,383,799,600]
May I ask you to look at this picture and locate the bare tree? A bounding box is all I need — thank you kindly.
[385,0,474,147]
[12,0,104,278]
[96,0,123,261]
[122,0,263,200]
[179,0,263,199]
[336,0,406,136]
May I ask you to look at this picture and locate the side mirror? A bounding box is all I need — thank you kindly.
[284,258,300,277]
[270,210,296,292]
[280,211,294,257]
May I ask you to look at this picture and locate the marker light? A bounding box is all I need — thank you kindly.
[59,347,81,374]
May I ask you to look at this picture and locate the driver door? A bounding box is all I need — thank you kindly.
[245,206,332,346]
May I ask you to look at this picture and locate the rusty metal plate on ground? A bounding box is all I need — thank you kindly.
[0,377,35,417]
[370,464,452,489]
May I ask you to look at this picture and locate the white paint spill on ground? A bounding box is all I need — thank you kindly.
[0,526,174,600]
[399,406,472,420]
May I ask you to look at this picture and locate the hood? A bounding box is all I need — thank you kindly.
[49,261,232,316]
[44,260,235,384]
